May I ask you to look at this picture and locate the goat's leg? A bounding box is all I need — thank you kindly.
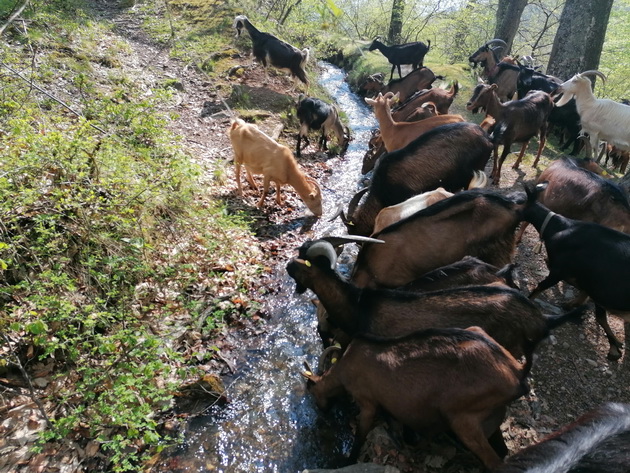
[597,142,608,163]
[235,163,244,195]
[349,400,377,462]
[528,273,562,300]
[257,177,271,209]
[515,221,530,244]
[511,142,529,170]
[389,64,396,82]
[274,182,283,205]
[531,130,547,168]
[450,415,503,470]
[397,64,403,78]
[491,146,500,184]
[493,146,511,185]
[594,304,624,361]
[245,168,258,191]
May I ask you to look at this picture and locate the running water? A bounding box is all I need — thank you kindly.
[158,63,377,472]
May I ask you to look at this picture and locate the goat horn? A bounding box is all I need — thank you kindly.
[579,70,607,82]
[318,345,343,373]
[347,187,370,220]
[305,241,338,270]
[485,38,507,49]
[320,235,385,247]
[301,361,315,379]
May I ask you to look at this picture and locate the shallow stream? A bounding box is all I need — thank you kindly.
[160,63,377,472]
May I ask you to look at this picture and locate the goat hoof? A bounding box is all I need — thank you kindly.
[607,348,623,361]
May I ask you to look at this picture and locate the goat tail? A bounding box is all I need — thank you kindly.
[544,304,589,330]
[230,118,244,131]
[451,80,459,97]
[301,48,310,67]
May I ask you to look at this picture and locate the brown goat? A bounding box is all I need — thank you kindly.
[466,83,554,185]
[468,39,519,101]
[365,92,465,152]
[229,118,322,216]
[359,67,437,102]
[391,81,460,119]
[302,326,529,469]
[287,241,582,366]
[340,122,493,236]
[516,157,630,242]
[351,189,521,288]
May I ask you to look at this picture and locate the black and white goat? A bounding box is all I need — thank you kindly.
[296,96,349,157]
[234,15,309,86]
[368,37,431,81]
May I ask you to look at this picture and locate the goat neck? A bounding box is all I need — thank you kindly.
[367,93,399,151]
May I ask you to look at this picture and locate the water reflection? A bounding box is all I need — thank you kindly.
[161,63,376,472]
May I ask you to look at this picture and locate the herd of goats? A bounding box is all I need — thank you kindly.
[227,15,630,472]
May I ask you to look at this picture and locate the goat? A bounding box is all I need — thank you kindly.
[522,182,630,360]
[496,402,630,473]
[349,189,522,288]
[371,172,487,235]
[228,118,322,216]
[469,39,509,79]
[359,66,437,103]
[516,157,630,242]
[602,143,630,173]
[391,81,459,118]
[466,83,554,185]
[372,187,454,235]
[368,37,431,81]
[310,252,518,350]
[365,91,465,152]
[516,65,582,156]
[554,70,630,159]
[296,96,349,157]
[361,83,460,174]
[233,15,309,86]
[302,326,528,469]
[469,39,519,101]
[287,239,583,367]
[339,122,493,236]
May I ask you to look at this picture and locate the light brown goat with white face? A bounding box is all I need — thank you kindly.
[228,118,322,217]
[366,92,465,153]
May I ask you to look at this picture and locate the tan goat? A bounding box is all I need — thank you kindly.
[365,92,465,152]
[371,172,488,235]
[228,118,323,217]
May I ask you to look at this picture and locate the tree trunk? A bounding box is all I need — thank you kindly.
[494,0,529,54]
[387,0,405,44]
[547,0,614,80]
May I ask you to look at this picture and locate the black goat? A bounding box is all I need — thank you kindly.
[516,66,582,155]
[296,96,349,157]
[368,37,431,81]
[234,15,309,86]
[496,402,630,473]
[522,182,630,360]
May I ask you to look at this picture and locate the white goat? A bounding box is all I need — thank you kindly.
[228,118,322,216]
[371,172,487,235]
[555,70,630,159]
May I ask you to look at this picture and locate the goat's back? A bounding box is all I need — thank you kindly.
[372,122,492,206]
[537,157,630,232]
[352,190,521,288]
